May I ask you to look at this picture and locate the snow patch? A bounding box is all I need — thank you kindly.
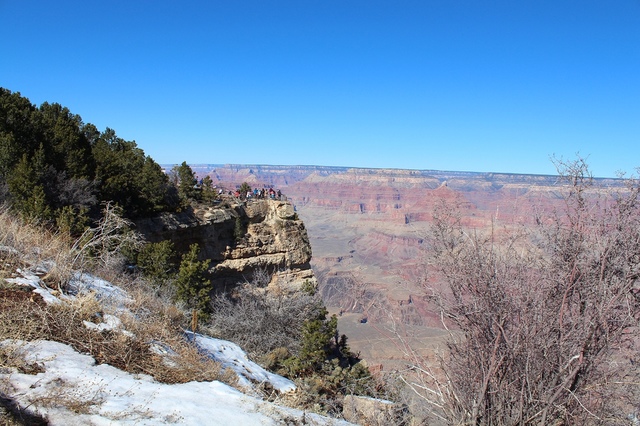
[83,313,135,338]
[0,340,352,425]
[186,331,297,393]
[67,272,133,309]
[5,269,62,305]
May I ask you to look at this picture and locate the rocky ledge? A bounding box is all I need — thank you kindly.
[134,198,316,291]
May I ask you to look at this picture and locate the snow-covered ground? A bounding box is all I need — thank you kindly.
[185,331,296,393]
[1,267,353,425]
[1,339,351,425]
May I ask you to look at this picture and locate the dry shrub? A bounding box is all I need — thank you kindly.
[0,290,49,341]
[0,284,234,386]
[0,206,75,287]
[206,277,323,362]
[25,378,104,416]
[117,281,236,385]
[0,204,234,387]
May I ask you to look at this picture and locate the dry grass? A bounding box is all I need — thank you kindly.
[0,205,235,390]
[0,206,75,288]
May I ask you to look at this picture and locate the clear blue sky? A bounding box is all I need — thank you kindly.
[1,1,639,177]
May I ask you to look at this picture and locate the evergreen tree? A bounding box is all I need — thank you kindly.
[0,88,43,179]
[7,153,49,220]
[200,175,217,203]
[39,102,94,179]
[174,244,212,314]
[239,182,251,199]
[139,156,177,213]
[173,161,197,202]
[234,215,246,242]
[137,240,177,287]
[297,310,337,373]
[55,205,90,237]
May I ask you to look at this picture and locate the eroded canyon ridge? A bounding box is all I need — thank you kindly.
[186,164,623,368]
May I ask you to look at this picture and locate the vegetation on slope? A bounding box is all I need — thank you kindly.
[407,159,640,425]
[0,88,390,423]
[0,88,180,227]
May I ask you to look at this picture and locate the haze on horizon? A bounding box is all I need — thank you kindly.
[1,1,638,178]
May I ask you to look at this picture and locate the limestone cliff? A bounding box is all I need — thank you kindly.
[134,198,315,290]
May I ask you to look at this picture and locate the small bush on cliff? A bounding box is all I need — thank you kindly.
[174,243,212,316]
[233,215,246,243]
[206,272,382,416]
[136,240,177,287]
[279,308,382,417]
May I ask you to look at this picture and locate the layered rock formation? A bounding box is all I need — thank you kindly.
[174,164,624,368]
[134,198,315,291]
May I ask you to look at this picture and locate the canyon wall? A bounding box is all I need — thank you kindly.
[178,164,623,367]
[135,198,315,291]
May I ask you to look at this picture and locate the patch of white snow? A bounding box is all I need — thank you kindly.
[0,339,352,425]
[67,272,132,309]
[5,269,61,305]
[185,331,297,393]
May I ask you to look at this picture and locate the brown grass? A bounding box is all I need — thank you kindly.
[0,205,235,387]
[0,206,75,288]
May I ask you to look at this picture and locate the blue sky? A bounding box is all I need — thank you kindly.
[1,1,639,177]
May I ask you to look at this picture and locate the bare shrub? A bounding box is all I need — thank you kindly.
[411,159,640,425]
[0,204,75,286]
[117,279,235,385]
[70,202,143,272]
[206,272,324,362]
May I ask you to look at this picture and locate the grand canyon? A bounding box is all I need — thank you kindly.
[186,164,623,370]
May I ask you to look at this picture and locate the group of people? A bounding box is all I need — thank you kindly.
[225,186,284,201]
[252,187,282,200]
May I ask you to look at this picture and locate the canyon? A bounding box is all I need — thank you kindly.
[185,164,623,369]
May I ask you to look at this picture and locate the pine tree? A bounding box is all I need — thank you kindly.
[173,161,197,202]
[137,240,177,287]
[174,244,212,314]
[200,175,217,203]
[7,153,51,221]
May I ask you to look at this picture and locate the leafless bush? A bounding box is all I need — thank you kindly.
[411,159,640,425]
[206,272,324,362]
[0,204,75,286]
[70,202,143,272]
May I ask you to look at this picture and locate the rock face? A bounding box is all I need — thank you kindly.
[178,164,626,369]
[134,198,315,290]
[342,395,407,426]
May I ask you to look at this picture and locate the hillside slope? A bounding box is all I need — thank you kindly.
[0,202,367,425]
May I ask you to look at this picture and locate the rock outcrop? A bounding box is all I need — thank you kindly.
[177,164,627,370]
[134,198,315,291]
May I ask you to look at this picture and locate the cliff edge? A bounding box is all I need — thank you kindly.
[134,198,316,290]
